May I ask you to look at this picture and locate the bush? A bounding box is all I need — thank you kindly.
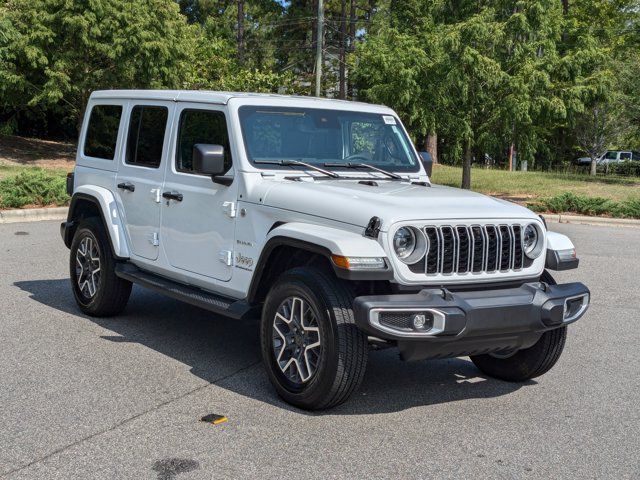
[529,192,640,219]
[0,168,69,209]
[603,161,640,177]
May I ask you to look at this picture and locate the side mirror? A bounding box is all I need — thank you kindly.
[193,144,226,176]
[419,151,433,177]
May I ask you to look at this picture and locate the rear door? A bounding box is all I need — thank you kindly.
[115,101,173,261]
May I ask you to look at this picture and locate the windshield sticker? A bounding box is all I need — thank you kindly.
[383,115,396,125]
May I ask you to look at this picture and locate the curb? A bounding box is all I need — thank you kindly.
[544,213,640,228]
[0,207,68,224]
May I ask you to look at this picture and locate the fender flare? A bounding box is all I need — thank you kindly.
[247,223,392,302]
[63,186,130,259]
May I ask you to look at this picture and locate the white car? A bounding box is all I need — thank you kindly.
[61,90,590,410]
[576,150,640,166]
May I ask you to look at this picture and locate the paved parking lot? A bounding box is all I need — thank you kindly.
[0,220,638,479]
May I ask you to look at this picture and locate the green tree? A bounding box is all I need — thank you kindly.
[0,0,195,129]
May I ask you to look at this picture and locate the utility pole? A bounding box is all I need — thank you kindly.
[315,0,324,97]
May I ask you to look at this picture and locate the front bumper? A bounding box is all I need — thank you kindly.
[353,281,589,361]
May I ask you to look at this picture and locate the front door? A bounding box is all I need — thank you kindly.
[116,101,173,261]
[160,104,238,282]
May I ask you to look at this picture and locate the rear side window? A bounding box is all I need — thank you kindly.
[176,109,232,173]
[125,105,168,168]
[84,105,122,160]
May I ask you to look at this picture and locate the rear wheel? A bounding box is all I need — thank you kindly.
[470,270,567,381]
[70,218,132,316]
[260,266,368,410]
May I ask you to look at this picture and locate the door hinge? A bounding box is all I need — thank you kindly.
[148,232,160,246]
[150,188,161,203]
[222,201,236,218]
[218,250,233,266]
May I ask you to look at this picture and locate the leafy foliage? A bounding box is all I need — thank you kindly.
[0,0,196,129]
[0,0,638,188]
[529,192,640,218]
[0,168,68,208]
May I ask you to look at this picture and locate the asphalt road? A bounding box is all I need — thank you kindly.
[0,220,638,479]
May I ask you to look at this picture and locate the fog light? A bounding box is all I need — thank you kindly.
[412,312,434,331]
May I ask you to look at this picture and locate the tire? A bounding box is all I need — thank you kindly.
[69,217,132,317]
[260,266,368,410]
[470,270,567,382]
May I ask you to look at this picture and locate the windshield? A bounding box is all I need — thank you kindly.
[238,106,420,173]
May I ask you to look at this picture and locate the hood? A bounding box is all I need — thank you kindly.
[255,178,538,230]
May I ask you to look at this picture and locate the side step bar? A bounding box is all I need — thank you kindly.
[115,263,257,320]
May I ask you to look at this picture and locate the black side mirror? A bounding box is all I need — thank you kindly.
[419,151,433,176]
[193,144,226,176]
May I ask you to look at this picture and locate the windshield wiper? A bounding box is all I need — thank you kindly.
[254,159,341,178]
[323,162,403,180]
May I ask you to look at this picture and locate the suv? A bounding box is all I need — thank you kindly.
[575,150,640,166]
[61,90,590,410]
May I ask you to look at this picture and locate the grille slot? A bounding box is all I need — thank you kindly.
[378,312,414,330]
[421,224,525,276]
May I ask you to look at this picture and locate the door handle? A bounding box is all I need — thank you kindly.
[162,191,183,202]
[117,182,135,192]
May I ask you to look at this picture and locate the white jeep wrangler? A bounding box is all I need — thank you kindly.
[61,90,590,410]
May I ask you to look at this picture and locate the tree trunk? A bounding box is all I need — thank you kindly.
[590,157,597,176]
[508,143,515,171]
[462,140,472,189]
[346,0,356,98]
[338,0,347,99]
[561,0,569,44]
[423,132,438,164]
[237,0,245,65]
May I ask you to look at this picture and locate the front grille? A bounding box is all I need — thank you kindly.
[421,224,524,275]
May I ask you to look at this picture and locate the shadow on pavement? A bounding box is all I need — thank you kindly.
[15,278,531,415]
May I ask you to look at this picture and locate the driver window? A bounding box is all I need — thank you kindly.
[176,109,232,174]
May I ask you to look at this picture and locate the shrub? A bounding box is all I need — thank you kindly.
[601,161,640,177]
[529,192,640,219]
[0,168,69,209]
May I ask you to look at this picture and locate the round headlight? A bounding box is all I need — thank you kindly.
[393,227,416,260]
[523,224,542,259]
[393,226,428,264]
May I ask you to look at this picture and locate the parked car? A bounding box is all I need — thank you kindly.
[575,150,640,166]
[61,90,590,410]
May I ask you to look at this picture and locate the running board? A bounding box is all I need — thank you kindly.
[115,263,256,320]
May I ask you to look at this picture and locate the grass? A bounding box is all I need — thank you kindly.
[0,167,69,209]
[431,164,640,202]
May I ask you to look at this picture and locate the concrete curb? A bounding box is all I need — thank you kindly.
[0,207,68,224]
[544,213,640,228]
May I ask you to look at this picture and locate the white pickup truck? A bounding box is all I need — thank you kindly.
[61,90,590,410]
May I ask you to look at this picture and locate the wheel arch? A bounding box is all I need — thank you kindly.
[247,222,392,304]
[62,186,130,259]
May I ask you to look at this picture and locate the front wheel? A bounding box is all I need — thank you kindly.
[260,267,368,410]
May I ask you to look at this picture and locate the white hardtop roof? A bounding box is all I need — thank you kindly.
[89,89,392,112]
